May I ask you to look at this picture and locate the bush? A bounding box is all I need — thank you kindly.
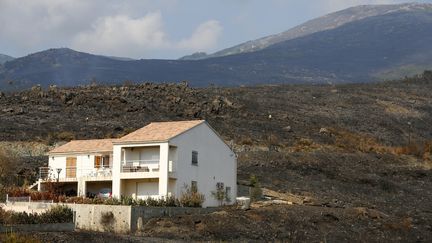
[37,206,73,224]
[0,205,73,225]
[249,175,263,202]
[179,185,205,207]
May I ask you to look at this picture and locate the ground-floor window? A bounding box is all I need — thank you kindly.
[191,181,198,192]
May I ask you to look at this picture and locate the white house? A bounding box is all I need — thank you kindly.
[37,120,237,207]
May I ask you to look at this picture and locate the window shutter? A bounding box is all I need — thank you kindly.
[95,156,101,168]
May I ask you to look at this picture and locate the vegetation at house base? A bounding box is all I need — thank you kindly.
[0,206,73,225]
[179,184,205,208]
[211,182,230,206]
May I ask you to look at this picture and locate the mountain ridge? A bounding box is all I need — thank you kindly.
[2,3,432,90]
[181,2,432,60]
[0,54,14,64]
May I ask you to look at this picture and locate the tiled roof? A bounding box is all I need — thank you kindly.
[118,120,205,143]
[49,139,117,154]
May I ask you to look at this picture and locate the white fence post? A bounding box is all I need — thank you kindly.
[6,194,8,203]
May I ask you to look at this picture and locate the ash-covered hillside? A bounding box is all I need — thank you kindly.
[1,73,432,241]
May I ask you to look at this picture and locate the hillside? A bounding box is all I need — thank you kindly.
[0,54,14,64]
[1,73,432,241]
[2,4,432,90]
[182,3,432,59]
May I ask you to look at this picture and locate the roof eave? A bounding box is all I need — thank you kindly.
[112,139,169,145]
[48,149,113,155]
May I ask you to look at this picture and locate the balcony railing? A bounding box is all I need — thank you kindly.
[121,160,159,173]
[39,166,112,181]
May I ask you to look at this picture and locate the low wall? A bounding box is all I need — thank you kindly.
[2,202,219,234]
[74,204,131,233]
[130,206,218,232]
[0,223,74,233]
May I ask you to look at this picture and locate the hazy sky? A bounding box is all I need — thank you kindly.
[0,0,431,59]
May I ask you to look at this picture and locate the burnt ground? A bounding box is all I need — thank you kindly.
[1,73,432,242]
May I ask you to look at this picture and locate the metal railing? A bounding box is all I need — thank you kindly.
[80,168,112,178]
[121,159,159,173]
[39,166,113,180]
[6,195,54,204]
[120,160,174,173]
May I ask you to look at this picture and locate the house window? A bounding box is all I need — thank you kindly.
[191,181,198,193]
[225,186,231,196]
[102,155,110,168]
[216,182,224,190]
[192,151,198,165]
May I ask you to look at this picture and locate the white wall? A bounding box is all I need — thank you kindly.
[48,153,113,180]
[170,123,237,207]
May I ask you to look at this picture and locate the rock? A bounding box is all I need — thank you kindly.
[319,127,330,134]
[60,92,74,104]
[48,85,58,93]
[2,108,14,113]
[16,107,26,115]
[283,126,292,132]
[0,91,4,98]
[31,84,42,93]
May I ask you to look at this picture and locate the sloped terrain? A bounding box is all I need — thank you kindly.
[1,73,432,241]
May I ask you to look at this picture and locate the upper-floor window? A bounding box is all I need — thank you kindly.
[102,155,110,168]
[95,155,110,168]
[191,151,198,166]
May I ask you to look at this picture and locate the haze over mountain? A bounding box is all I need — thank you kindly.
[0,54,14,65]
[1,3,432,91]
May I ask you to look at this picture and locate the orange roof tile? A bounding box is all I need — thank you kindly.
[118,120,205,143]
[49,139,117,154]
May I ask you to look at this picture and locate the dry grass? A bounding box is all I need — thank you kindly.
[377,100,421,117]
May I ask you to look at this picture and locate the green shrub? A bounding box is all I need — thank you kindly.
[37,206,73,224]
[120,196,135,205]
[249,175,263,201]
[0,206,72,225]
[145,197,159,206]
[104,197,121,205]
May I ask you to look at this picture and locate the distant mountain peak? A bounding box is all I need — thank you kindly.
[182,2,432,60]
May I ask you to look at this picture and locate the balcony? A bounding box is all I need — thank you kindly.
[121,159,160,173]
[120,160,175,179]
[39,166,113,182]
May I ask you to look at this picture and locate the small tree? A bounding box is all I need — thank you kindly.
[211,182,226,206]
[249,175,262,201]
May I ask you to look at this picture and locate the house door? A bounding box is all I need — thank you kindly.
[66,157,77,178]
